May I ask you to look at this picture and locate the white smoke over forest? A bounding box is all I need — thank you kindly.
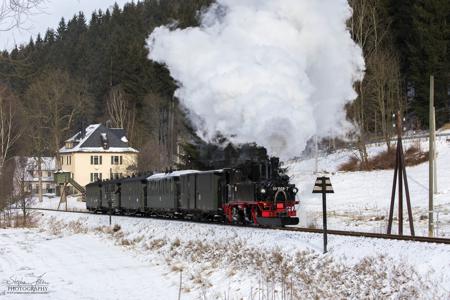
[147,0,365,159]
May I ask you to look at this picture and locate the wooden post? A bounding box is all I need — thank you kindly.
[429,75,435,237]
[109,197,112,226]
[321,177,327,254]
[57,183,67,211]
[312,177,333,253]
[387,112,415,236]
[387,149,398,234]
[396,112,403,235]
[65,184,68,212]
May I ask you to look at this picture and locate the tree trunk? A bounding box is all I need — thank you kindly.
[38,155,43,202]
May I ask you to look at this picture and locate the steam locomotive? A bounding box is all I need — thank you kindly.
[86,158,299,226]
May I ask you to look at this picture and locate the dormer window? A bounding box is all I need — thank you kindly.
[65,142,74,149]
[100,133,109,150]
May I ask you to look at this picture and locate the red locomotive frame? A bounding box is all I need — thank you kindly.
[222,198,299,226]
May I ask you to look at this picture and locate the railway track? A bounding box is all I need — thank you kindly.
[28,207,450,245]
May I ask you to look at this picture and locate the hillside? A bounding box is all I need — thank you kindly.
[288,136,450,237]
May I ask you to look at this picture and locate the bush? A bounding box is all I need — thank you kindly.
[339,146,428,172]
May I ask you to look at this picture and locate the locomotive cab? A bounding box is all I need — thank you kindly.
[222,162,300,227]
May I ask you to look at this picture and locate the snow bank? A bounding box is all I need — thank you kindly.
[31,211,450,299]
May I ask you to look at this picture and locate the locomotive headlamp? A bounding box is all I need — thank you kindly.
[293,188,298,194]
[260,188,266,194]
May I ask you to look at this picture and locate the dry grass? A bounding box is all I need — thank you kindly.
[340,146,428,171]
[0,211,38,228]
[38,216,439,299]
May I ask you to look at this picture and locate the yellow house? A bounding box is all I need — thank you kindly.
[59,124,139,187]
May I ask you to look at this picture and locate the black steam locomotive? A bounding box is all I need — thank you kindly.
[86,158,299,226]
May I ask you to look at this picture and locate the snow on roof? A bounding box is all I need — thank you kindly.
[59,124,138,153]
[147,170,199,180]
[61,124,101,153]
[60,147,138,153]
[16,157,57,170]
[14,156,56,182]
[146,169,223,180]
[66,124,100,143]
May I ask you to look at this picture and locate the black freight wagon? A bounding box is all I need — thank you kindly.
[101,178,122,213]
[86,181,102,212]
[178,170,223,213]
[120,175,148,214]
[147,173,179,214]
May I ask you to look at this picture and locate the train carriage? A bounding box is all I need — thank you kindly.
[146,173,179,213]
[101,179,122,213]
[120,175,148,214]
[86,181,102,212]
[85,159,299,226]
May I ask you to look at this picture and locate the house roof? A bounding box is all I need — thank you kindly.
[13,156,56,182]
[15,157,56,171]
[60,124,138,153]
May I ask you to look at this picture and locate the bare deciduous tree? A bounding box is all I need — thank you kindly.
[0,0,44,31]
[347,0,405,167]
[106,85,136,143]
[0,84,22,174]
[13,156,31,225]
[369,47,403,150]
[25,69,91,169]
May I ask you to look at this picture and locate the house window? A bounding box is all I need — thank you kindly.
[90,173,102,182]
[111,173,122,179]
[65,156,71,165]
[111,155,123,165]
[60,156,64,166]
[90,155,102,165]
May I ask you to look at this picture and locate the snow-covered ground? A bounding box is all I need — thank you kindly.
[0,227,177,300]
[2,136,450,299]
[29,196,86,211]
[288,137,450,237]
[1,211,449,299]
[31,195,87,211]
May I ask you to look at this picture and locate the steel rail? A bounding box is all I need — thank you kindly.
[26,207,450,245]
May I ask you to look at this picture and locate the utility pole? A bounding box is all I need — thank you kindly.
[432,107,437,194]
[429,75,435,237]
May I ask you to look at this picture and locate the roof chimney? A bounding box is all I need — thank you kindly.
[80,120,86,139]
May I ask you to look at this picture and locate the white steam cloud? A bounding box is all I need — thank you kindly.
[147,0,364,159]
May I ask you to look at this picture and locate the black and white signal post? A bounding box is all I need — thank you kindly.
[312,176,334,254]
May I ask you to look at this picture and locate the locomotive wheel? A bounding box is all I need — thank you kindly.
[232,207,246,225]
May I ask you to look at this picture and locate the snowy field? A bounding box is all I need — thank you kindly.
[31,195,87,212]
[289,136,450,237]
[2,135,450,299]
[1,211,449,299]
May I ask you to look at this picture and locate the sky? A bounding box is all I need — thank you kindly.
[1,0,130,50]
